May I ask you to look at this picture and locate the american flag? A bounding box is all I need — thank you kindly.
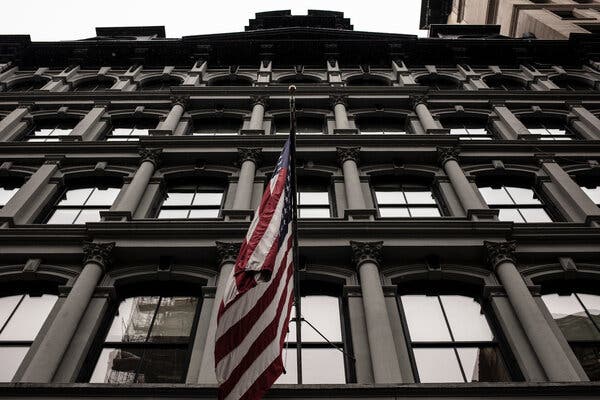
[215,138,295,400]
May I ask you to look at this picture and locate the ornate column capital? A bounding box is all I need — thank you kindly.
[139,148,162,168]
[238,147,262,165]
[410,95,428,109]
[350,240,383,268]
[83,241,115,271]
[330,94,348,107]
[337,146,361,166]
[171,96,188,108]
[484,240,517,270]
[437,147,461,166]
[216,241,242,266]
[250,95,268,107]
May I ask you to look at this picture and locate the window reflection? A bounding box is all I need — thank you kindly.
[90,296,199,383]
[356,115,406,135]
[46,187,120,224]
[478,185,552,223]
[0,294,57,382]
[443,120,493,141]
[158,184,224,219]
[375,185,441,218]
[274,115,324,135]
[400,294,510,383]
[0,186,19,207]
[297,185,331,219]
[581,186,600,206]
[542,292,600,380]
[191,117,241,136]
[107,121,155,141]
[26,121,76,142]
[524,121,575,141]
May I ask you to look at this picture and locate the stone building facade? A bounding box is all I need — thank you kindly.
[0,8,600,399]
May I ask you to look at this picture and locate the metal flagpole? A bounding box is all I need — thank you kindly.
[288,84,302,384]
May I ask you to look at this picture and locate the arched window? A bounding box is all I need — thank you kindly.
[274,114,324,135]
[0,292,58,381]
[346,75,391,87]
[541,291,600,380]
[139,77,182,91]
[106,119,158,141]
[276,282,348,384]
[477,182,552,223]
[373,176,442,218]
[207,75,252,87]
[158,178,225,219]
[416,75,462,90]
[191,116,242,136]
[483,75,527,91]
[25,118,80,142]
[73,77,115,92]
[277,75,321,84]
[550,76,594,91]
[297,177,331,219]
[355,114,406,135]
[46,183,121,224]
[441,116,493,140]
[399,292,511,382]
[7,78,48,92]
[88,295,201,383]
[521,116,576,141]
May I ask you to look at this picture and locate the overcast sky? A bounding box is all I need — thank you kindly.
[0,0,426,41]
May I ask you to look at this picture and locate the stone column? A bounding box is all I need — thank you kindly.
[153,97,187,135]
[232,148,261,210]
[248,96,266,131]
[438,147,496,220]
[110,149,161,218]
[331,95,356,133]
[0,103,32,142]
[412,96,446,134]
[196,241,241,383]
[569,105,600,140]
[491,104,529,139]
[351,241,402,383]
[69,103,108,141]
[337,147,366,210]
[20,242,114,382]
[484,241,582,382]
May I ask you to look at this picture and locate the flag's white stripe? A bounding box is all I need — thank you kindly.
[216,251,293,382]
[217,228,292,338]
[224,276,294,400]
[244,172,279,242]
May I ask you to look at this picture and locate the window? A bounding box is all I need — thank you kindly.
[399,294,511,383]
[276,294,347,384]
[46,186,120,224]
[375,185,441,218]
[483,75,527,91]
[73,78,115,92]
[0,294,58,381]
[26,121,77,142]
[274,115,324,135]
[191,117,241,136]
[542,292,600,381]
[297,185,331,218]
[444,120,493,140]
[478,185,552,223]
[107,121,156,141]
[139,77,182,91]
[416,75,462,90]
[0,185,18,208]
[581,185,600,207]
[356,115,406,135]
[89,296,200,383]
[158,184,224,219]
[524,121,575,141]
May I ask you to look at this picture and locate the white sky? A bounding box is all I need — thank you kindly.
[0,0,426,41]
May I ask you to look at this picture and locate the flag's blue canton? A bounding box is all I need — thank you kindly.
[277,139,293,247]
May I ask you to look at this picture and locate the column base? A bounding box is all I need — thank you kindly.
[240,129,265,135]
[222,209,254,221]
[467,208,499,221]
[100,210,132,222]
[334,128,358,135]
[344,208,377,221]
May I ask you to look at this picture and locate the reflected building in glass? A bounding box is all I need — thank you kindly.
[0,7,599,400]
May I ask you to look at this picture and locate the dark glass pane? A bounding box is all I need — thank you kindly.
[542,294,600,341]
[414,348,463,382]
[401,295,451,341]
[0,295,57,341]
[571,344,600,381]
[148,297,198,343]
[440,295,493,341]
[137,347,188,383]
[90,347,141,383]
[106,297,160,343]
[457,347,511,382]
[0,346,29,382]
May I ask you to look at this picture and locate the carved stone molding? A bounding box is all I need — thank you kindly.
[337,146,361,166]
[83,241,115,271]
[437,147,460,166]
[216,241,242,266]
[484,240,517,270]
[350,240,383,267]
[238,147,262,165]
[139,148,162,167]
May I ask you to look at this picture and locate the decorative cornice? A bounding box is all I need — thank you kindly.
[83,241,115,271]
[484,240,517,270]
[437,146,460,166]
[250,95,268,107]
[350,240,383,267]
[138,148,162,167]
[216,241,242,266]
[337,146,361,166]
[238,147,262,165]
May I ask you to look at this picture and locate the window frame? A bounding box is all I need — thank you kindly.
[157,183,226,220]
[373,183,443,219]
[477,184,554,223]
[44,185,121,225]
[296,182,333,219]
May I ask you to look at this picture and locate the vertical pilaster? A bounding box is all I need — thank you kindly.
[485,241,582,382]
[490,104,529,139]
[0,103,32,142]
[351,241,402,383]
[20,242,114,382]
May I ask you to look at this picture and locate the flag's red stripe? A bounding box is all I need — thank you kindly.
[218,267,294,397]
[215,236,292,362]
[236,356,285,400]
